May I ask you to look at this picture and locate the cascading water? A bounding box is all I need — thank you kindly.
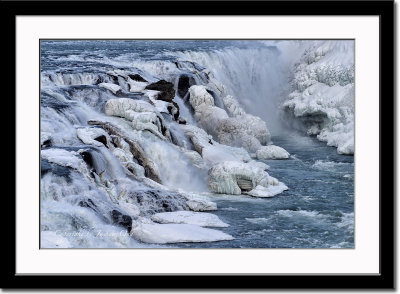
[171,46,289,132]
[40,40,354,248]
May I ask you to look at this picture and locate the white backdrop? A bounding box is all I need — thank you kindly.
[16,15,380,277]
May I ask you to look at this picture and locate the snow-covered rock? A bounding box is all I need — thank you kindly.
[256,145,290,160]
[77,127,111,147]
[245,183,288,198]
[130,222,234,244]
[208,161,288,196]
[41,132,51,146]
[105,98,165,138]
[112,147,145,178]
[179,124,251,166]
[187,85,271,153]
[282,40,354,154]
[127,79,147,92]
[41,148,90,175]
[99,82,121,94]
[186,199,217,212]
[151,211,229,227]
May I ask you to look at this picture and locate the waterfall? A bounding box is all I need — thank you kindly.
[171,45,290,133]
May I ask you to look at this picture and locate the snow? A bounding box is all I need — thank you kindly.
[99,82,121,94]
[245,183,288,198]
[130,222,234,244]
[256,145,290,160]
[77,127,110,147]
[189,85,214,107]
[41,148,90,175]
[105,98,156,117]
[208,161,288,196]
[151,211,229,227]
[127,79,147,92]
[143,90,170,113]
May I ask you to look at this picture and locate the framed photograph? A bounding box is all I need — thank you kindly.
[4,0,394,289]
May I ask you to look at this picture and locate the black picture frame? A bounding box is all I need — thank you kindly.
[2,0,394,289]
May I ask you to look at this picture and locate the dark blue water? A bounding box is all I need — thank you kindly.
[177,132,354,248]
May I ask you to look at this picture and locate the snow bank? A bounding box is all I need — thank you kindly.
[256,145,290,160]
[282,40,354,154]
[130,222,234,244]
[208,161,288,196]
[151,211,229,227]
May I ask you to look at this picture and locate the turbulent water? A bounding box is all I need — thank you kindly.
[40,40,354,248]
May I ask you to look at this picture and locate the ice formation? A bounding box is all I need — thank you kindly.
[187,85,271,153]
[282,41,354,154]
[105,98,166,139]
[256,145,290,160]
[208,161,288,197]
[99,83,121,94]
[151,211,229,227]
[130,222,234,244]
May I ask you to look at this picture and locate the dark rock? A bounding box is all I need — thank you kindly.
[41,139,52,148]
[80,151,94,169]
[177,75,196,98]
[110,210,133,233]
[145,80,175,102]
[78,199,97,211]
[167,101,180,121]
[107,74,119,84]
[178,117,186,125]
[40,159,72,182]
[157,116,167,136]
[94,135,107,146]
[128,74,147,83]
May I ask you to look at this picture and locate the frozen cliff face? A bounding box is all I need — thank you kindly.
[282,40,354,154]
[208,161,288,197]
